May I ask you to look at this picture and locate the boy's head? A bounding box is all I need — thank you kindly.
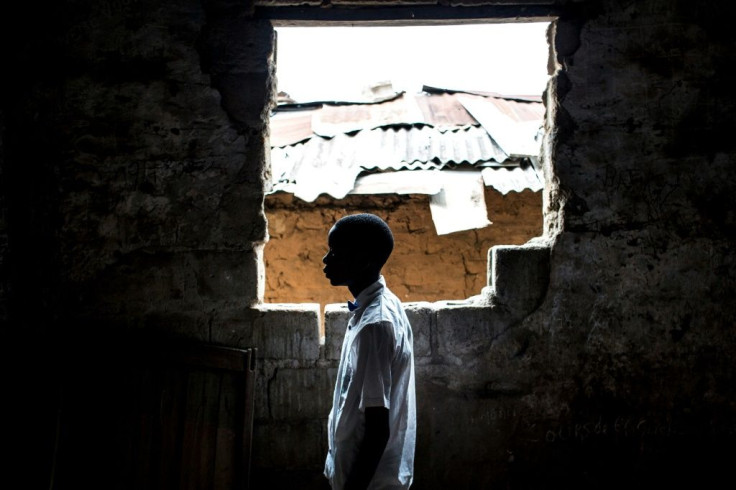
[322,213,394,290]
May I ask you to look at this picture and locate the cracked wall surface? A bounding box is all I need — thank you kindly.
[3,1,736,489]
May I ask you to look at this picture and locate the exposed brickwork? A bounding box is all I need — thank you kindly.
[264,188,542,308]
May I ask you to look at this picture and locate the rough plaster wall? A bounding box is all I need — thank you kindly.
[49,0,273,331]
[4,1,275,487]
[264,188,542,307]
[256,1,736,489]
[4,0,736,489]
[505,2,736,488]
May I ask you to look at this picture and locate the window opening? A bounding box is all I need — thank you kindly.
[265,22,551,320]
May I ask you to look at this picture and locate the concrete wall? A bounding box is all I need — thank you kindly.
[264,188,543,308]
[3,0,735,489]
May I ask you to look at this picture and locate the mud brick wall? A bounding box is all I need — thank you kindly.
[264,188,542,308]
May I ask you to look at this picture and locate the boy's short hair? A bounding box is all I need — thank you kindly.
[332,213,394,269]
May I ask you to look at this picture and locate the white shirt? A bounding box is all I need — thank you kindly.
[324,276,416,490]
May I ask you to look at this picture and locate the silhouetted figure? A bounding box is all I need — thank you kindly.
[322,214,416,490]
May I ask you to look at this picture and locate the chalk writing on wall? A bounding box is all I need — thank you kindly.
[543,415,675,444]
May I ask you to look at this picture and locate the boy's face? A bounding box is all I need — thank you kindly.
[322,226,367,288]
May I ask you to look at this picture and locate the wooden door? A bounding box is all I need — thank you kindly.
[50,341,256,490]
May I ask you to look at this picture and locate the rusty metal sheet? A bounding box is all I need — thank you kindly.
[458,94,543,156]
[270,108,317,147]
[270,91,543,147]
[487,95,546,122]
[312,94,427,137]
[269,90,544,202]
[414,93,480,128]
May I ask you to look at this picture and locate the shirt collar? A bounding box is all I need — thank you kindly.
[348,276,385,315]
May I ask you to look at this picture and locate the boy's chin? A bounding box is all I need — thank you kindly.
[326,275,348,287]
[324,274,338,285]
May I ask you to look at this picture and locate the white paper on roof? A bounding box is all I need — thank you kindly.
[429,170,491,235]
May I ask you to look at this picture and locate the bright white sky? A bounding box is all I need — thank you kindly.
[274,22,551,103]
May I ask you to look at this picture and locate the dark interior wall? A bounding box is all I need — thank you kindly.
[3,0,273,332]
[2,0,736,488]
[0,111,7,325]
[2,0,274,485]
[523,3,736,487]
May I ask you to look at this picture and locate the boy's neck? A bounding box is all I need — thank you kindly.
[348,273,380,298]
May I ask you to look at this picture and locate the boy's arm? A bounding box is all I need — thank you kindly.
[344,406,390,490]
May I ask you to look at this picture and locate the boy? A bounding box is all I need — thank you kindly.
[322,214,416,490]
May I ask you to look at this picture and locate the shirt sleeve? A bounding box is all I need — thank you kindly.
[355,321,395,411]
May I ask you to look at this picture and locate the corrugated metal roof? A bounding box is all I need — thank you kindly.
[311,92,480,137]
[269,109,316,148]
[484,95,546,122]
[482,163,543,194]
[272,164,542,203]
[271,125,513,193]
[420,85,543,103]
[270,90,543,147]
[458,95,544,157]
[269,89,545,203]
[349,166,543,196]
